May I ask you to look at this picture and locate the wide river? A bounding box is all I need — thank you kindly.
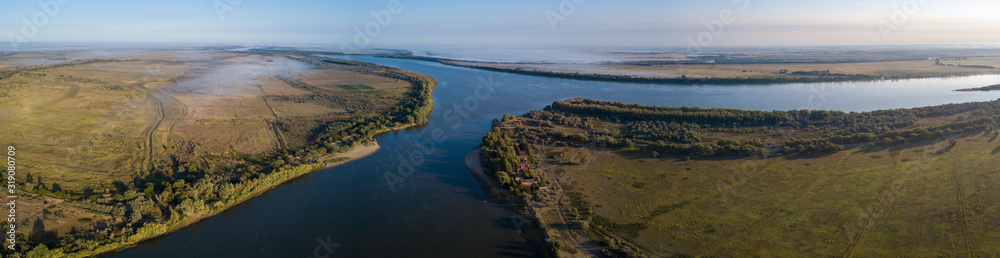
[112,56,1000,257]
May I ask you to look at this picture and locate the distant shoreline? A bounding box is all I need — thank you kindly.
[258,49,1000,86]
[955,84,1000,92]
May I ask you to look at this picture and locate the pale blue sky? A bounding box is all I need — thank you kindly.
[2,0,999,47]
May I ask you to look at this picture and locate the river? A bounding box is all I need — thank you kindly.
[111,56,1000,257]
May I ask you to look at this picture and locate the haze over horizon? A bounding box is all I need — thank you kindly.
[3,0,1000,49]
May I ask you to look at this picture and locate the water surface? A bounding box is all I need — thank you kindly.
[112,56,1000,257]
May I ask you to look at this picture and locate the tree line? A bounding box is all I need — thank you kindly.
[13,54,438,256]
[481,98,1000,160]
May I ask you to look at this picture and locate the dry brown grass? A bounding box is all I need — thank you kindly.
[258,76,311,95]
[0,50,431,253]
[297,65,410,94]
[268,99,345,118]
[169,119,279,155]
[939,57,1000,67]
[0,50,412,191]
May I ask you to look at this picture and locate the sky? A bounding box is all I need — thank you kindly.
[2,0,1000,49]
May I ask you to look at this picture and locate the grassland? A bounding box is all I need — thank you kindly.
[339,46,1000,85]
[530,135,1000,257]
[455,59,1000,80]
[2,51,411,190]
[0,49,435,256]
[480,99,1000,257]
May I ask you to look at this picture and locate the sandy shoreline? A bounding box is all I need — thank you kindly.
[465,148,506,198]
[325,141,381,166]
[466,149,560,257]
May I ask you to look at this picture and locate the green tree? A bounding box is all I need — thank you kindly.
[144,183,156,199]
[27,244,65,258]
[622,140,634,149]
[161,183,175,204]
[124,190,137,200]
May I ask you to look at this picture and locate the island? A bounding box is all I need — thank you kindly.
[477,98,1000,257]
[956,84,1000,92]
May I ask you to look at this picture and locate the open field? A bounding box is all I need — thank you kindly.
[2,52,409,190]
[586,46,1000,64]
[480,99,1000,256]
[938,56,1000,68]
[300,46,1000,84]
[0,49,433,255]
[354,46,1000,84]
[530,132,1000,256]
[453,59,1000,80]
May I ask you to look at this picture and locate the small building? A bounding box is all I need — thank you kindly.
[518,156,531,173]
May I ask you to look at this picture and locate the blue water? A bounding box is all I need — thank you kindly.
[112,55,1000,257]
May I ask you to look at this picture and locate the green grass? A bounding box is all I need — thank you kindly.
[334,84,374,90]
[541,132,1000,256]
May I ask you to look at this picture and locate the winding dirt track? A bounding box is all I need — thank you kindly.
[260,96,287,149]
[536,148,605,257]
[951,151,974,256]
[138,83,187,169]
[842,158,900,257]
[146,91,165,168]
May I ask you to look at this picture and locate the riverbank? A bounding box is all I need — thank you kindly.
[955,84,1000,92]
[64,54,441,257]
[465,149,558,258]
[438,61,1000,85]
[323,142,380,166]
[84,76,438,256]
[261,48,1000,88]
[465,149,505,198]
[84,141,384,257]
[310,51,1000,86]
[468,147,612,257]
